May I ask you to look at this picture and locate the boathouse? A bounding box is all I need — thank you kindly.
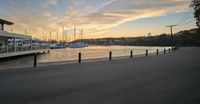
[0,19,32,53]
[0,19,49,58]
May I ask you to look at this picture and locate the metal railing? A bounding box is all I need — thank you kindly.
[0,46,49,53]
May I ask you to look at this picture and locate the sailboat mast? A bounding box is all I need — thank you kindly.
[65,29,68,42]
[49,32,51,42]
[43,34,45,41]
[74,26,76,41]
[80,29,83,40]
[57,30,58,42]
[63,25,65,42]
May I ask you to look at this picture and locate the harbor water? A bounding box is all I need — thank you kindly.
[0,46,170,69]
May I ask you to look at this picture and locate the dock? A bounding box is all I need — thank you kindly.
[0,49,49,58]
[0,19,49,59]
[0,47,200,104]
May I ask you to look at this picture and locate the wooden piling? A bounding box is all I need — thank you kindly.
[164,49,166,54]
[109,51,112,61]
[130,50,133,58]
[78,53,81,63]
[146,49,148,56]
[34,53,37,67]
[156,49,159,55]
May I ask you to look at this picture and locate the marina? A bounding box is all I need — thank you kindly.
[0,0,200,104]
[0,19,170,69]
[0,46,170,69]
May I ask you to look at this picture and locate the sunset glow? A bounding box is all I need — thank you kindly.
[0,0,196,41]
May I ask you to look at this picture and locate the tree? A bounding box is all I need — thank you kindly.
[191,0,200,28]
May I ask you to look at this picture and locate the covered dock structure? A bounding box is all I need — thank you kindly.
[0,19,49,59]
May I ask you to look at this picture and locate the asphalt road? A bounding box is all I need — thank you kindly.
[0,47,200,104]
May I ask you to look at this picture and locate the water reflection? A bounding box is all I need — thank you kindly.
[0,46,170,69]
[38,46,169,62]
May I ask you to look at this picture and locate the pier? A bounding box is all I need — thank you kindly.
[0,19,49,59]
[0,49,49,59]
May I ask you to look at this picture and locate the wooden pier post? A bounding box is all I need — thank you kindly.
[34,53,37,67]
[130,50,133,58]
[164,49,166,54]
[156,49,159,55]
[78,53,81,63]
[146,49,148,56]
[109,51,112,61]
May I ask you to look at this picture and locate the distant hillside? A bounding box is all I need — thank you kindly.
[74,28,200,46]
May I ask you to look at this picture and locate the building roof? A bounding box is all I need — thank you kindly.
[0,19,14,25]
[0,30,31,39]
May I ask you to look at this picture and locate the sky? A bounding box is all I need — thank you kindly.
[0,0,197,41]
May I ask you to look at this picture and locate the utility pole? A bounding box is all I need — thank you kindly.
[166,24,177,48]
[166,25,177,36]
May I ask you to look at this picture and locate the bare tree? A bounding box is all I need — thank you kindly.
[191,0,200,28]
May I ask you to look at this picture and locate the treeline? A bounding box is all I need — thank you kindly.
[75,28,200,46]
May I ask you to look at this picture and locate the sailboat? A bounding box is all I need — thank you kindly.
[68,27,87,48]
[49,30,66,49]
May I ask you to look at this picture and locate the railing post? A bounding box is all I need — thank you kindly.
[156,49,159,55]
[172,46,175,52]
[146,49,148,56]
[172,45,174,52]
[109,51,112,61]
[164,49,166,54]
[171,46,173,52]
[78,52,81,63]
[34,53,37,67]
[130,50,133,58]
[169,48,171,53]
